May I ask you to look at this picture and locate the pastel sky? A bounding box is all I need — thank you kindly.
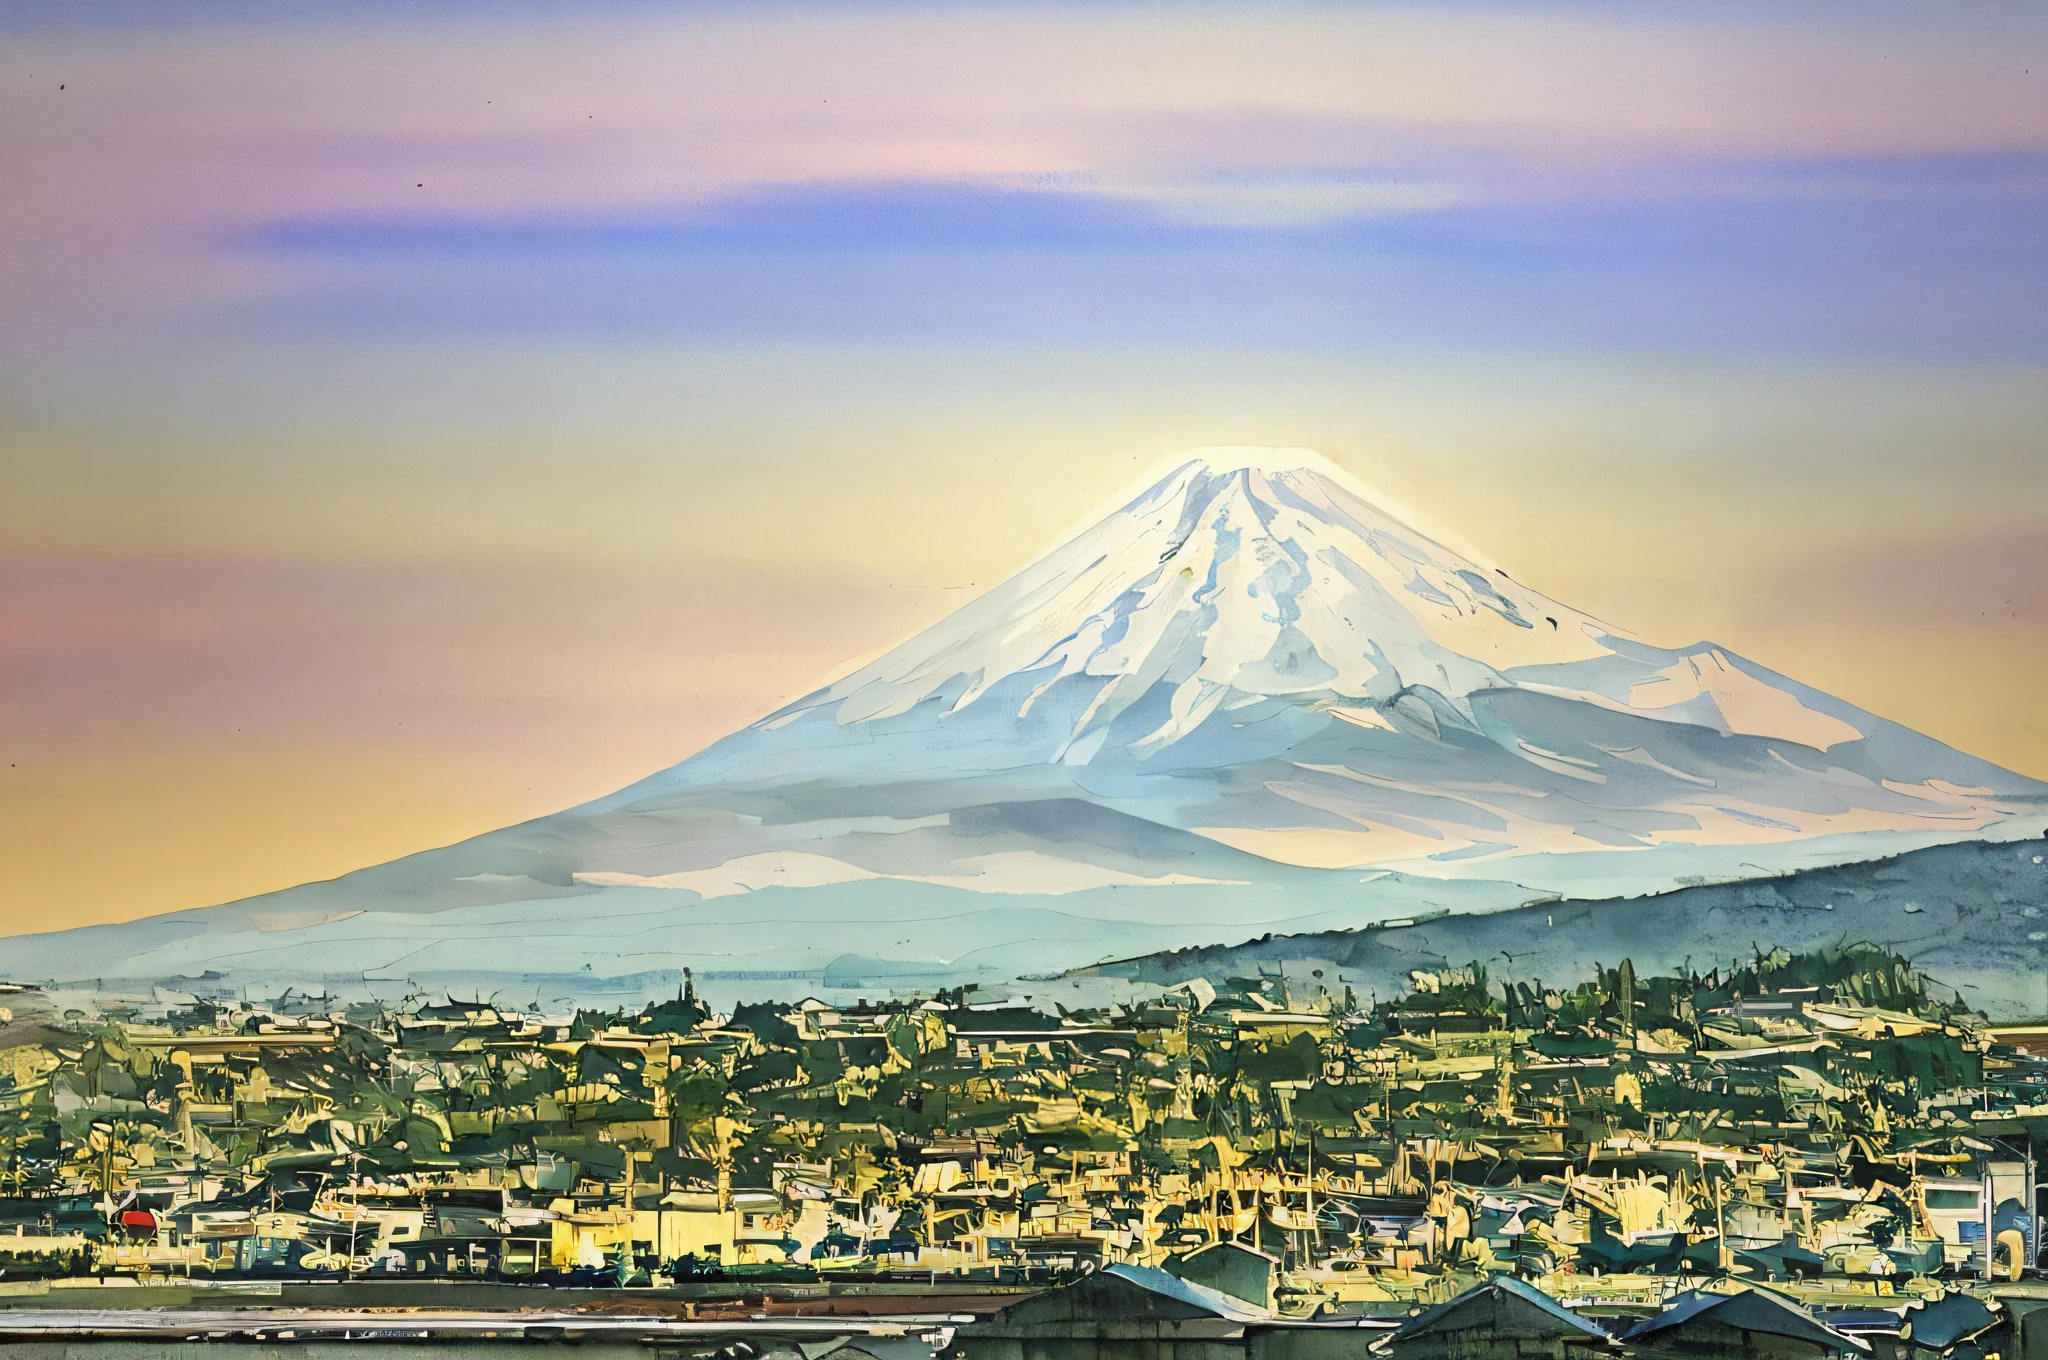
[3,2,2045,932]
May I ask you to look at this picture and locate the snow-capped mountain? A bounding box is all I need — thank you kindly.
[598,448,2038,875]
[4,448,2042,1001]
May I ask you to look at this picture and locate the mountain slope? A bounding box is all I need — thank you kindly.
[1088,834,2048,1021]
[591,448,2042,882]
[4,448,2042,999]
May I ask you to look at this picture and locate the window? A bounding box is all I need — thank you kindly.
[1926,1190,1981,1210]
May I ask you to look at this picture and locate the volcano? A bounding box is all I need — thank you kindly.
[6,449,2042,1002]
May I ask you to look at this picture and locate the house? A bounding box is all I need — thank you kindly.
[1168,1240,1279,1313]
[1621,1287,1869,1359]
[942,1263,1266,1360]
[1371,1276,1615,1359]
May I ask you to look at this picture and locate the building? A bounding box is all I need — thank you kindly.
[1620,1287,1868,1359]
[1372,1277,1615,1359]
[1168,1241,1279,1313]
[943,1264,1266,1360]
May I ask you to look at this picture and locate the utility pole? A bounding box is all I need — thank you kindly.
[2015,1138,2031,1278]
[1618,960,1636,1049]
[1984,1164,1996,1281]
[1306,1128,1316,1262]
[1714,1175,1730,1273]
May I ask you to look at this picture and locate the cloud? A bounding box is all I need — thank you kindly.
[8,3,2047,339]
[218,155,2048,353]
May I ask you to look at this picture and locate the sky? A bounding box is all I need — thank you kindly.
[2,1,2045,932]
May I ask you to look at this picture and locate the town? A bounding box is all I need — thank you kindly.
[1,941,2044,1356]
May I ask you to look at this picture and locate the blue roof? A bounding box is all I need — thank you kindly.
[1816,1307,1908,1333]
[1905,1292,1999,1350]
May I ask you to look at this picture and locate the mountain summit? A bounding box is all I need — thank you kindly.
[814,449,1610,753]
[6,448,2043,999]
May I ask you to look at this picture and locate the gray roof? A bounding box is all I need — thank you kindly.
[1622,1288,1869,1354]
[1386,1276,1611,1344]
[1183,1238,1279,1265]
[1102,1264,1271,1323]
